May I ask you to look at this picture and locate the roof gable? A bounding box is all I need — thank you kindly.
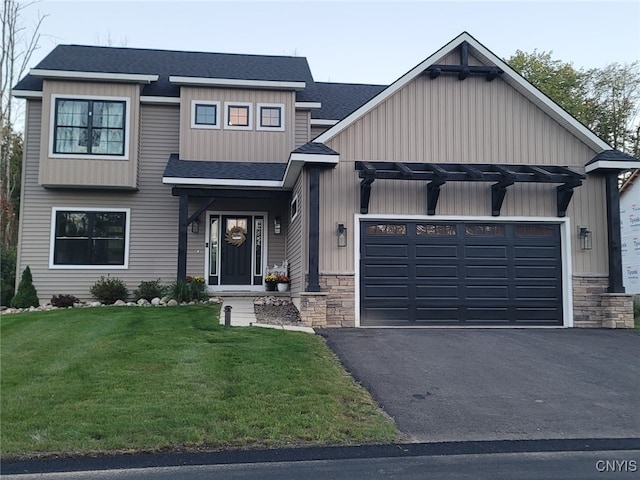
[314,32,610,153]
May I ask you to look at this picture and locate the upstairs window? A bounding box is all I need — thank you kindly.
[257,103,285,131]
[224,102,252,130]
[191,100,220,129]
[53,98,127,156]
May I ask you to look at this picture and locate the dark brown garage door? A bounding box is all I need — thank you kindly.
[360,221,563,326]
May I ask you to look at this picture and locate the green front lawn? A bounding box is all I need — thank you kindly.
[1,305,396,458]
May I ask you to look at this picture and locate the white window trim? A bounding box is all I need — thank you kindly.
[256,103,285,131]
[49,207,131,269]
[224,101,253,130]
[191,100,221,129]
[290,194,299,221]
[49,94,131,160]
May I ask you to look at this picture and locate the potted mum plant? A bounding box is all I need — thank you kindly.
[276,274,290,292]
[265,273,278,291]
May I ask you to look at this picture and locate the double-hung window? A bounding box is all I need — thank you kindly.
[52,97,127,157]
[50,208,130,268]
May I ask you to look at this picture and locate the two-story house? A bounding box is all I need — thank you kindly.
[12,32,639,328]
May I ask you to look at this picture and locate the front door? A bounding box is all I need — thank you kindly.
[220,216,252,285]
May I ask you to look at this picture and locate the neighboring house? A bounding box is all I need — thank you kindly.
[12,32,640,328]
[620,170,640,294]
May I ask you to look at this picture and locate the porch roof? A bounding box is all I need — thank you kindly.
[162,154,287,188]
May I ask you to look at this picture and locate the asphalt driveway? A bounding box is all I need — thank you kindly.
[319,328,640,442]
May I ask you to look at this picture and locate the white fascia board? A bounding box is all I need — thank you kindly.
[162,177,282,188]
[295,102,322,109]
[30,69,158,83]
[289,153,339,164]
[585,160,640,173]
[140,96,180,104]
[315,32,610,153]
[169,76,305,90]
[282,159,304,189]
[310,119,339,126]
[11,89,43,98]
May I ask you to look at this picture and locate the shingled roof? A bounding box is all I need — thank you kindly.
[311,82,386,120]
[14,44,318,100]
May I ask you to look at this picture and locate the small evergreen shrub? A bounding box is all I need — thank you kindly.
[10,266,39,308]
[89,276,128,304]
[51,294,80,308]
[169,276,206,303]
[134,279,168,301]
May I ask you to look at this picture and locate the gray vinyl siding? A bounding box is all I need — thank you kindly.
[18,103,180,303]
[295,110,310,147]
[287,173,306,293]
[179,87,295,162]
[39,80,140,189]
[311,125,330,140]
[320,69,606,275]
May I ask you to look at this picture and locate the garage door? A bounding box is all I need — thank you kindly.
[360,221,563,326]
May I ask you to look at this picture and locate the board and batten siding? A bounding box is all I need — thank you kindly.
[320,70,607,275]
[179,87,295,162]
[17,102,181,303]
[39,80,140,189]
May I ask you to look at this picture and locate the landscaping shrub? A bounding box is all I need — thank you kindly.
[169,276,206,303]
[134,279,168,301]
[51,294,80,308]
[90,276,128,304]
[1,246,16,306]
[10,266,39,308]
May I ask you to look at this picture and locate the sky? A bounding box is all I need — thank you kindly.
[17,0,640,86]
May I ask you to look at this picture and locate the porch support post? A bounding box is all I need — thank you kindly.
[177,193,188,280]
[604,172,624,293]
[307,166,321,292]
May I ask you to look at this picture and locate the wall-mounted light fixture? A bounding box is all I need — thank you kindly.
[191,217,200,234]
[578,226,592,250]
[337,223,347,247]
[274,217,281,235]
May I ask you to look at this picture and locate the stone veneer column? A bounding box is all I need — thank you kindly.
[299,292,328,328]
[600,293,635,328]
[319,274,356,327]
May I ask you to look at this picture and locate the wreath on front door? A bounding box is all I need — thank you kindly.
[225,226,246,247]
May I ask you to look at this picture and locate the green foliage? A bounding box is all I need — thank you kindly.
[169,276,207,303]
[134,278,168,301]
[51,294,79,308]
[89,276,128,305]
[508,51,640,157]
[10,266,39,308]
[1,246,16,306]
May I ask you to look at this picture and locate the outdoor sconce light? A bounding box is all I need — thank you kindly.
[191,217,200,234]
[337,223,347,247]
[579,226,592,250]
[274,217,281,235]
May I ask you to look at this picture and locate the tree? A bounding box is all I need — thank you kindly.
[508,51,640,159]
[1,0,45,248]
[10,265,39,308]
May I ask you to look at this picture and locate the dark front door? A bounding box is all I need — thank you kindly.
[220,216,252,285]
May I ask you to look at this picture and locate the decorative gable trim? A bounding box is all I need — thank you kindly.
[314,32,610,153]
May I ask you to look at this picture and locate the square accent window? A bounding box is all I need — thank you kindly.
[224,102,253,130]
[191,101,220,129]
[50,208,129,268]
[52,98,127,157]
[257,103,285,131]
